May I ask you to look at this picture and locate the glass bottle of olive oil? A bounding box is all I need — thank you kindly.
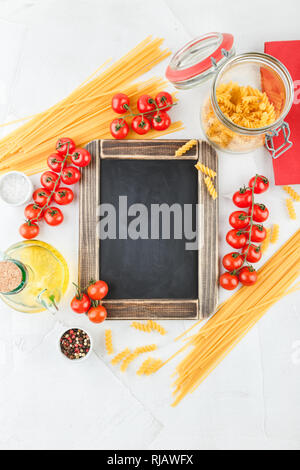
[0,240,69,313]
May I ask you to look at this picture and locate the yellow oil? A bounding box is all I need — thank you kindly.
[1,240,69,313]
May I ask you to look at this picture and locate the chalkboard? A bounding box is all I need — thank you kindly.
[79,139,218,319]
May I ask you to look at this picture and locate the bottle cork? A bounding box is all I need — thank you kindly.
[0,261,23,293]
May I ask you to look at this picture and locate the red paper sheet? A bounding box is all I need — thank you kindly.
[264,40,300,185]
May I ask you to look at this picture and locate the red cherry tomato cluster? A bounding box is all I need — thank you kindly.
[110,91,174,139]
[19,138,91,239]
[220,175,269,290]
[70,280,109,324]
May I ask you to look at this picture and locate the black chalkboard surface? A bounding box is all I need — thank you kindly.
[100,159,198,300]
[79,139,218,319]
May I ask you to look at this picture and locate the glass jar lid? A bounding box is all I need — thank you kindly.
[166,32,235,89]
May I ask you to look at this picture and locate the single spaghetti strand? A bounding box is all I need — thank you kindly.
[195,162,217,178]
[270,224,279,244]
[283,186,300,202]
[105,329,114,355]
[286,198,297,220]
[204,176,218,200]
[111,348,131,365]
[147,320,167,335]
[175,139,197,157]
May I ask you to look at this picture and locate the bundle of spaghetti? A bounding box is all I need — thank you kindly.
[171,230,300,406]
[147,320,167,335]
[131,321,152,333]
[0,37,183,176]
[260,228,271,253]
[194,162,217,179]
[282,186,300,202]
[175,140,197,157]
[105,329,114,355]
[204,176,218,200]
[270,224,279,244]
[137,357,164,375]
[111,347,131,365]
[286,198,297,220]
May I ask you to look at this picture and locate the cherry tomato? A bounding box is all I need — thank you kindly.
[111,93,130,114]
[88,305,107,323]
[33,188,52,207]
[110,118,129,139]
[155,91,173,112]
[41,171,60,191]
[70,294,91,314]
[137,94,156,115]
[61,166,81,185]
[249,175,269,194]
[87,281,109,301]
[44,207,64,226]
[249,224,267,243]
[226,229,248,249]
[229,210,250,229]
[131,115,151,135]
[222,252,244,271]
[71,148,91,167]
[241,244,262,263]
[47,153,66,173]
[56,137,76,156]
[19,221,39,239]
[219,272,239,290]
[24,203,44,222]
[53,188,74,205]
[232,189,253,208]
[239,266,258,286]
[248,203,269,223]
[151,111,171,131]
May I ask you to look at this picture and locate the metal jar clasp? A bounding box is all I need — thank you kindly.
[265,122,292,159]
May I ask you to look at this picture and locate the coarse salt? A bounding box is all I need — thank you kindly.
[0,172,31,205]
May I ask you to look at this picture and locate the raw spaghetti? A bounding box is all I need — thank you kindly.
[170,230,300,406]
[0,37,183,176]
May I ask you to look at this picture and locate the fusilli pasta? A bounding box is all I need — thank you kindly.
[120,344,157,372]
[270,224,280,244]
[202,82,277,152]
[105,329,114,355]
[204,176,218,200]
[111,348,131,365]
[175,139,197,157]
[286,199,297,220]
[283,186,300,202]
[147,320,166,335]
[261,228,271,253]
[194,162,217,178]
[131,321,152,333]
[137,357,163,375]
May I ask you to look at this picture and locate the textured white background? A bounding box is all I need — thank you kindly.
[0,0,299,450]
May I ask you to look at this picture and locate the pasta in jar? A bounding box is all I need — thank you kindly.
[202,82,278,152]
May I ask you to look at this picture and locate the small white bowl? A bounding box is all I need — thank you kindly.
[58,327,93,363]
[0,171,33,207]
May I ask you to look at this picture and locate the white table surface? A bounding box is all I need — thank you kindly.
[0,0,299,451]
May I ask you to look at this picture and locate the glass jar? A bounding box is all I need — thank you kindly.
[166,33,294,157]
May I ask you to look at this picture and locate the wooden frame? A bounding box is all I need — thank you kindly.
[79,139,218,319]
